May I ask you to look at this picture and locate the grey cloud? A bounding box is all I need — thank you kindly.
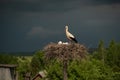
[1,0,120,13]
[27,27,62,38]
[0,0,120,52]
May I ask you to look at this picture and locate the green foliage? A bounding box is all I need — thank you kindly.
[17,56,32,80]
[44,59,114,80]
[68,59,114,80]
[29,41,120,80]
[43,40,120,80]
[91,40,120,80]
[1,40,120,80]
[45,60,63,80]
[30,50,45,76]
[92,40,106,63]
[107,40,120,68]
[0,54,18,64]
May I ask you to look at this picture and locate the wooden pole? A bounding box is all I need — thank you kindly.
[63,59,68,80]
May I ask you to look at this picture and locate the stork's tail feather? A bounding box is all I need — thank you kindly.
[70,37,78,43]
[73,38,78,43]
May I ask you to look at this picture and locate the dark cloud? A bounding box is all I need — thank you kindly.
[1,0,120,13]
[0,0,120,52]
[92,0,120,5]
[27,26,62,38]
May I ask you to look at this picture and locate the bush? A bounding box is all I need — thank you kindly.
[0,53,18,64]
[30,50,45,76]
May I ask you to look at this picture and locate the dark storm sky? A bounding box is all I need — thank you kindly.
[0,0,120,52]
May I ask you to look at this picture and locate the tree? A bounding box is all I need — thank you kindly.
[92,40,106,65]
[92,40,120,80]
[30,50,45,76]
[68,59,114,80]
[0,53,18,64]
[45,60,63,80]
[17,56,31,80]
[44,43,87,80]
[107,40,120,71]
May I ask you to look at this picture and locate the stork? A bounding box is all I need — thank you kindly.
[65,26,78,43]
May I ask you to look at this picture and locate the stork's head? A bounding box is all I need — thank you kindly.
[65,26,68,30]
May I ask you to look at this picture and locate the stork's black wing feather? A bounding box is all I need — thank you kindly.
[70,37,78,43]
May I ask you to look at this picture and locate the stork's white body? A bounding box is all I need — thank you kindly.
[65,26,77,43]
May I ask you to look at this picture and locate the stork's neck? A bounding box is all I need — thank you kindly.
[66,27,68,32]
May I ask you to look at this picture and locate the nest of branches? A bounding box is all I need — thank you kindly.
[43,43,87,62]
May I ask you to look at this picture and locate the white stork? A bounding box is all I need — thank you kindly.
[65,26,78,43]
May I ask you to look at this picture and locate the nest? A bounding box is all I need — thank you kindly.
[43,43,87,61]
